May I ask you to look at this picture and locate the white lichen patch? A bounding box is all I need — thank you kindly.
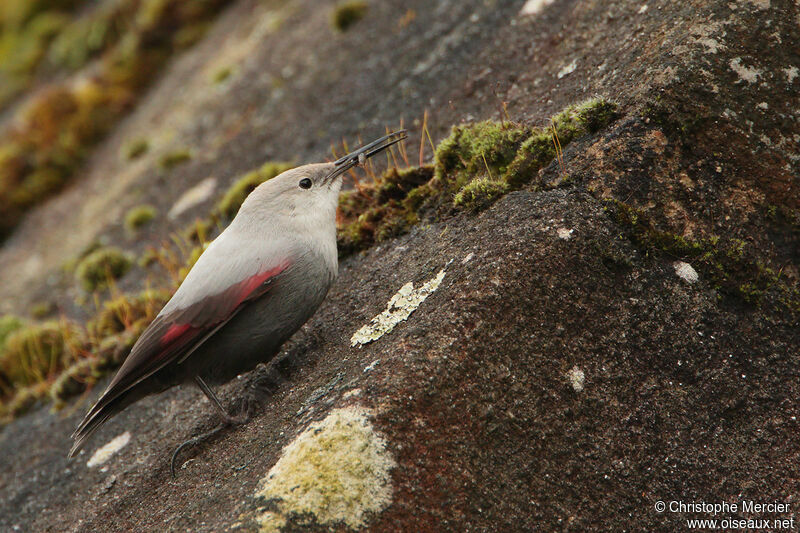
[350,270,446,346]
[255,407,396,532]
[673,261,699,284]
[519,0,555,16]
[567,367,585,392]
[557,227,574,240]
[783,66,799,83]
[86,431,131,468]
[729,57,762,83]
[168,177,217,219]
[557,59,578,79]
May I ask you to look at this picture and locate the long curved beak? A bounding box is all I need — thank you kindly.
[324,130,408,183]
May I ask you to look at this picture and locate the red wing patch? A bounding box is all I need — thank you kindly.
[233,264,289,307]
[160,262,289,347]
[161,323,192,345]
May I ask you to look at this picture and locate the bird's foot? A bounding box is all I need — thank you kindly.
[219,409,249,426]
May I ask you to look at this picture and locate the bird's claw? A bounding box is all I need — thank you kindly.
[170,423,227,478]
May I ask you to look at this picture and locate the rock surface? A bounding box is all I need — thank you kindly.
[1,0,798,531]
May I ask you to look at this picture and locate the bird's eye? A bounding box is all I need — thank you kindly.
[298,178,312,189]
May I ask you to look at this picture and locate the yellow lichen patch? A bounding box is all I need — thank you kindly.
[351,269,446,346]
[255,406,395,531]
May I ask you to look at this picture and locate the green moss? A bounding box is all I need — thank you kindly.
[49,357,95,408]
[88,289,169,339]
[123,138,149,160]
[46,0,135,71]
[172,22,211,49]
[158,148,192,171]
[31,301,55,319]
[216,162,294,219]
[212,66,232,84]
[434,120,527,192]
[331,1,368,32]
[179,243,207,281]
[335,100,619,256]
[336,166,434,256]
[453,176,510,212]
[62,239,104,273]
[182,216,215,244]
[506,98,619,187]
[0,11,69,76]
[402,180,436,213]
[1,385,43,421]
[0,321,83,391]
[504,131,556,188]
[74,246,133,292]
[603,199,798,311]
[138,247,160,268]
[124,204,156,234]
[0,315,25,352]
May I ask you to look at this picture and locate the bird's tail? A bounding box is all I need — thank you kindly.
[69,392,137,458]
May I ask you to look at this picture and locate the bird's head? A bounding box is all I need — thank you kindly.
[237,130,407,224]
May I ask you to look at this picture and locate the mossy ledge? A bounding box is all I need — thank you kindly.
[337,97,619,256]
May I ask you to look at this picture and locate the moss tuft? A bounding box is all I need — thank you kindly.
[453,176,509,212]
[179,243,208,281]
[138,247,160,268]
[124,204,156,233]
[212,66,232,84]
[74,246,132,292]
[434,120,527,192]
[158,148,192,171]
[62,239,104,273]
[88,289,169,339]
[0,315,25,351]
[331,1,368,32]
[506,98,619,187]
[182,216,215,244]
[31,301,55,319]
[336,166,433,256]
[0,321,83,393]
[1,385,46,421]
[123,138,149,160]
[216,162,294,219]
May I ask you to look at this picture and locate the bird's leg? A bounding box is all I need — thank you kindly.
[170,376,252,477]
[194,375,249,425]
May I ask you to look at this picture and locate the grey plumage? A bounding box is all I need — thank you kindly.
[70,132,406,457]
